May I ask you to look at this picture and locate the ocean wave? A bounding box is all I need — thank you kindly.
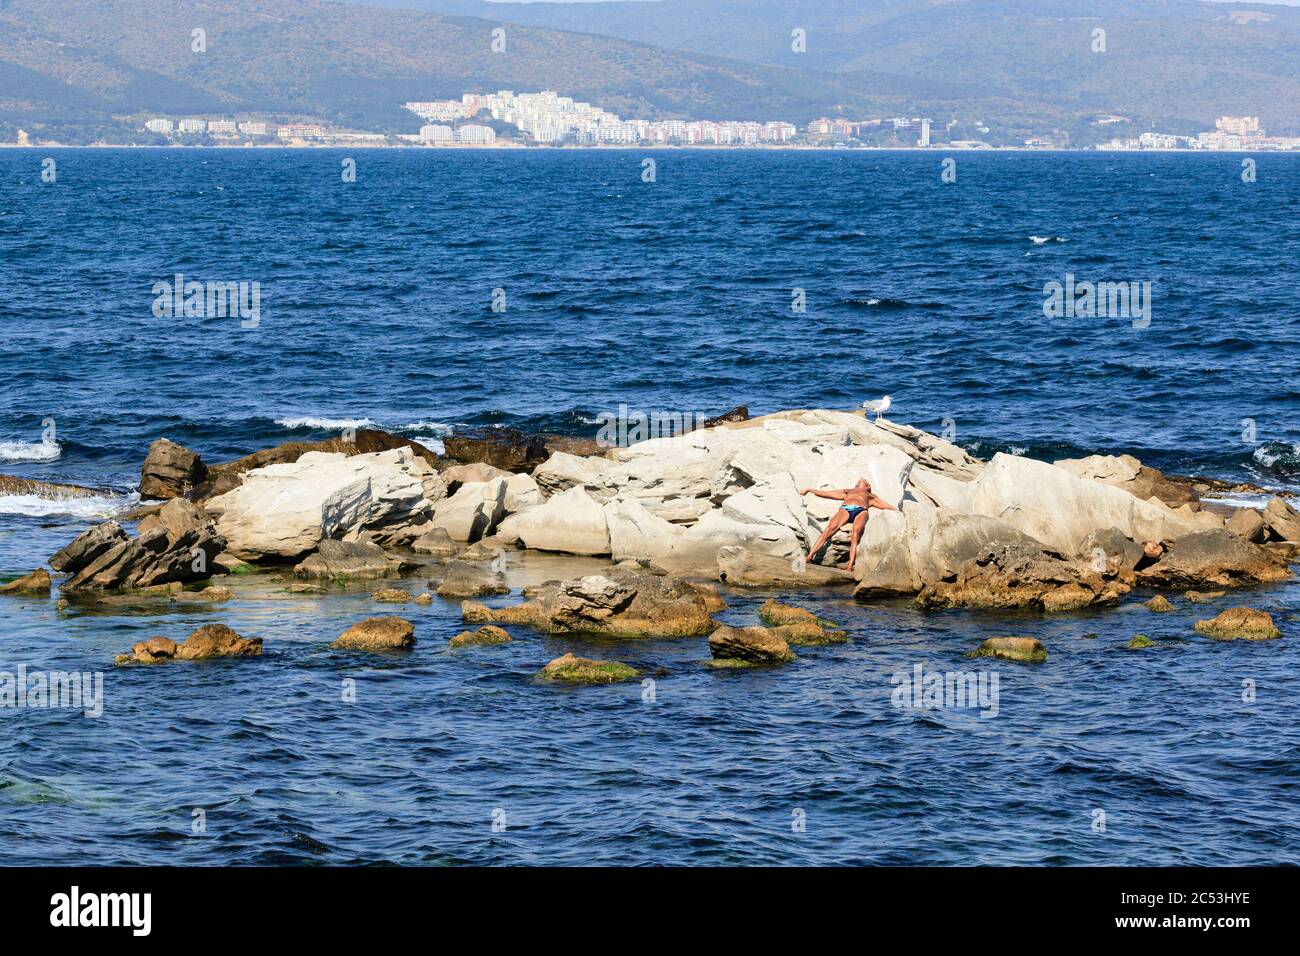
[1028,235,1068,244]
[400,421,453,435]
[274,416,376,430]
[410,435,447,454]
[0,440,61,462]
[0,491,138,518]
[1252,441,1300,475]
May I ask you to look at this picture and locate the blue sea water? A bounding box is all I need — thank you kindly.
[0,149,1297,865]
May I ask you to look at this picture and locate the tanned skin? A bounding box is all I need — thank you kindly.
[799,478,898,569]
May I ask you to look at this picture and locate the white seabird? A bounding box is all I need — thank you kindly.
[861,395,892,421]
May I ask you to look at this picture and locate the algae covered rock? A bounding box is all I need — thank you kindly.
[965,636,1047,664]
[449,625,512,648]
[538,653,637,684]
[333,616,416,651]
[708,624,796,665]
[1126,634,1155,650]
[1193,608,1281,642]
[0,567,52,595]
[115,624,262,665]
[1144,594,1175,612]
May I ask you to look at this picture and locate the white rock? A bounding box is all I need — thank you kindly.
[428,478,507,542]
[661,509,802,573]
[503,472,545,513]
[532,452,612,497]
[966,453,1202,554]
[514,486,611,555]
[604,497,683,562]
[208,448,434,560]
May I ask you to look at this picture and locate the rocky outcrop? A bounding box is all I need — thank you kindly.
[1225,507,1268,542]
[708,625,796,665]
[1136,529,1290,589]
[1127,634,1155,649]
[914,540,1130,611]
[465,570,715,638]
[513,486,610,555]
[207,429,440,481]
[139,438,207,500]
[449,625,512,648]
[443,428,549,471]
[0,567,51,595]
[718,546,854,589]
[333,616,415,651]
[427,478,507,543]
[207,447,442,560]
[294,540,406,580]
[1193,608,1281,641]
[0,474,110,500]
[538,653,638,684]
[965,637,1047,663]
[51,500,226,591]
[114,624,262,665]
[1144,594,1175,612]
[532,452,612,497]
[435,560,508,599]
[966,454,1207,555]
[1262,497,1300,542]
[1054,453,1197,507]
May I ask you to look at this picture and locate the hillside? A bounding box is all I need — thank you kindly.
[370,0,1300,129]
[0,0,929,134]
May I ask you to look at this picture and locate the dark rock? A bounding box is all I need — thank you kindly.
[1137,529,1290,589]
[702,405,749,428]
[54,500,226,591]
[443,428,550,472]
[916,541,1129,611]
[449,624,512,648]
[139,438,207,500]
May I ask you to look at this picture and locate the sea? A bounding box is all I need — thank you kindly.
[0,148,1297,864]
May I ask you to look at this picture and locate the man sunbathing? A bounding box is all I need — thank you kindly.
[799,479,898,569]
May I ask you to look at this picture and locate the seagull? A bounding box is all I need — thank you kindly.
[861,395,892,421]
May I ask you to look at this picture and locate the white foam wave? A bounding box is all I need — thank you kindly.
[275,416,376,430]
[0,491,138,519]
[1028,235,1068,244]
[1253,442,1299,469]
[0,440,61,462]
[410,435,447,454]
[402,421,454,435]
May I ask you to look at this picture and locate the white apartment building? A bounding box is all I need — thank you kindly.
[238,121,269,136]
[145,118,173,134]
[455,124,496,145]
[177,118,206,133]
[420,124,454,143]
[207,120,237,136]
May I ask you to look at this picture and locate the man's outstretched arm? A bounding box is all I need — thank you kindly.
[799,487,848,500]
[869,495,899,511]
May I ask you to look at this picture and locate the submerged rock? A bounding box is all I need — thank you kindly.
[1144,594,1175,612]
[170,585,234,603]
[1193,608,1281,641]
[1184,589,1226,604]
[435,560,509,599]
[0,567,51,595]
[333,616,416,651]
[1127,634,1155,650]
[538,653,638,684]
[708,624,796,665]
[965,637,1047,663]
[718,547,853,589]
[372,588,411,603]
[115,624,262,665]
[294,540,406,580]
[449,625,512,648]
[465,569,715,638]
[139,438,207,500]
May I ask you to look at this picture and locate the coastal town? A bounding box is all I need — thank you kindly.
[13,88,1296,152]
